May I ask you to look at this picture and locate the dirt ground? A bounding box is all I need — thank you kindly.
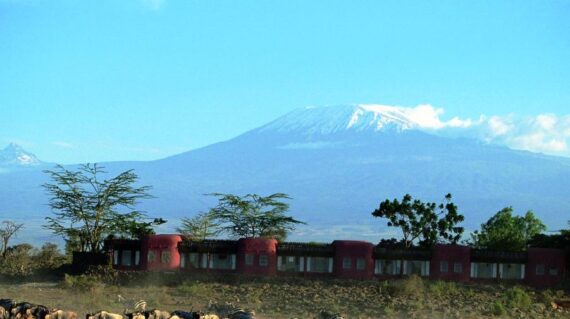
[1,276,569,319]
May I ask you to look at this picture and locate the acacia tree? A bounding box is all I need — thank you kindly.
[471,207,546,251]
[371,193,464,249]
[176,212,220,241]
[43,164,163,253]
[0,220,24,258]
[208,193,304,241]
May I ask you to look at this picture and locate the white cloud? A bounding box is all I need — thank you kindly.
[419,109,570,157]
[358,104,476,130]
[357,104,570,158]
[487,115,514,137]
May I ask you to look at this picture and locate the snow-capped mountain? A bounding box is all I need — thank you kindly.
[258,104,471,136]
[0,143,42,166]
[2,105,570,244]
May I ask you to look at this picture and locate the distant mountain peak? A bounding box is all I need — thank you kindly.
[258,104,453,136]
[0,143,42,166]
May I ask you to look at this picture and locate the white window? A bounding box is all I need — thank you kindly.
[404,260,430,276]
[356,258,366,270]
[440,261,448,273]
[278,256,303,272]
[499,263,524,280]
[342,257,352,269]
[121,250,132,266]
[134,251,140,266]
[210,253,235,269]
[113,250,119,265]
[307,257,332,273]
[245,254,254,266]
[374,260,401,275]
[471,263,496,279]
[259,255,269,267]
[453,262,463,273]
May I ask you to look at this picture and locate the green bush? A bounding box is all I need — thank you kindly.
[503,287,532,310]
[491,300,507,316]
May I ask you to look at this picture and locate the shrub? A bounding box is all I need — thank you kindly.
[491,300,507,316]
[428,280,458,298]
[62,273,104,292]
[503,287,532,309]
[393,275,424,298]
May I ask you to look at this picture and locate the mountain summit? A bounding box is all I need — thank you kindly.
[258,104,471,136]
[0,143,42,166]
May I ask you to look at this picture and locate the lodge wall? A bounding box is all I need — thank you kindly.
[104,235,567,288]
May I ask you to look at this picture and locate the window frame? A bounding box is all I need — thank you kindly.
[245,254,254,266]
[342,257,352,270]
[440,261,449,273]
[259,254,269,267]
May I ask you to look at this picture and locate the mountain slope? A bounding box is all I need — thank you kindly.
[2,105,570,243]
[0,143,42,167]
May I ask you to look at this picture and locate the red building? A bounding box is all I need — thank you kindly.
[430,244,471,282]
[104,235,566,288]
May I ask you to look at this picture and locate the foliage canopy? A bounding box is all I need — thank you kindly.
[176,211,220,241]
[371,193,464,248]
[207,193,304,240]
[471,207,546,251]
[43,164,164,253]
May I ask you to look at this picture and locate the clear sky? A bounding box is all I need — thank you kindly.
[1,0,569,164]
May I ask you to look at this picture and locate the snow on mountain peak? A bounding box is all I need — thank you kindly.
[0,143,42,166]
[259,104,473,135]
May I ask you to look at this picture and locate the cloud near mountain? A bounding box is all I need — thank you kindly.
[343,104,570,158]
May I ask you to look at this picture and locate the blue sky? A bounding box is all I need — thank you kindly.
[1,0,569,164]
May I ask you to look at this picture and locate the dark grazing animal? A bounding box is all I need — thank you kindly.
[315,311,345,319]
[11,302,34,319]
[0,300,14,313]
[31,305,50,319]
[170,311,199,319]
[227,311,255,319]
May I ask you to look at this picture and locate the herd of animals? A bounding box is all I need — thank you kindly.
[0,299,345,319]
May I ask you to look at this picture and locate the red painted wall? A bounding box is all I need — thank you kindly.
[526,248,566,288]
[332,240,374,279]
[430,244,471,282]
[144,234,183,271]
[236,237,278,276]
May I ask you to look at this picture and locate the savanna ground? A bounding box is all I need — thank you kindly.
[0,271,569,319]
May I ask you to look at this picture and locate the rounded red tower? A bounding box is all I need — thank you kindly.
[236,237,278,276]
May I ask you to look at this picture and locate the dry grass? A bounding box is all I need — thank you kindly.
[1,274,569,319]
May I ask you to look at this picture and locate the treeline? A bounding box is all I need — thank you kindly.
[1,164,569,278]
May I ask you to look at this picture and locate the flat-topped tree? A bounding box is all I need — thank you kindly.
[43,164,164,253]
[208,193,304,241]
[176,211,221,241]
